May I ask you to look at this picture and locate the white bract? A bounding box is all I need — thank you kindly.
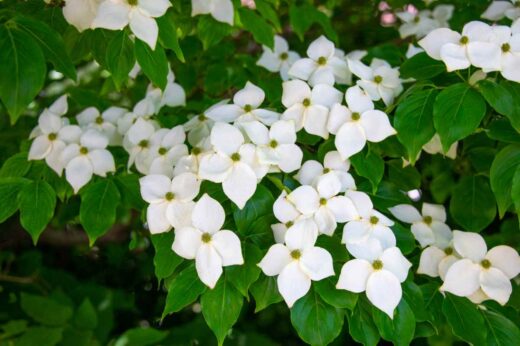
[389,203,451,248]
[76,106,126,146]
[329,86,396,159]
[271,191,302,243]
[146,69,186,108]
[482,1,520,21]
[191,0,234,25]
[417,232,459,279]
[206,82,280,125]
[147,126,189,177]
[257,35,300,81]
[183,101,227,147]
[397,5,454,39]
[172,194,244,288]
[139,173,200,233]
[258,220,334,307]
[92,0,171,49]
[62,0,101,32]
[440,231,520,305]
[288,35,349,86]
[337,243,411,318]
[281,79,342,138]
[123,118,159,174]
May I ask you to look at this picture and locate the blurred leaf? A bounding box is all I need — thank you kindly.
[16,326,63,346]
[372,299,415,346]
[113,327,168,346]
[74,299,98,330]
[490,145,520,218]
[0,177,30,223]
[157,12,185,62]
[197,16,233,50]
[289,4,337,42]
[239,8,274,48]
[20,293,73,326]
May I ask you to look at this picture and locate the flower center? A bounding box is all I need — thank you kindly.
[369,216,379,225]
[423,215,433,225]
[138,139,149,148]
[201,233,212,243]
[413,16,420,23]
[444,247,453,255]
[48,133,57,141]
[79,147,89,155]
[481,259,491,269]
[459,36,469,45]
[269,139,278,148]
[302,98,311,107]
[285,220,294,228]
[351,112,361,121]
[165,192,175,201]
[192,147,201,155]
[373,75,383,84]
[502,43,511,53]
[279,52,289,61]
[317,56,327,65]
[290,249,301,260]
[95,116,104,125]
[127,0,138,6]
[319,198,327,206]
[372,260,383,270]
[158,147,168,155]
[323,168,330,174]
[231,152,241,161]
[244,104,253,112]
[198,113,207,121]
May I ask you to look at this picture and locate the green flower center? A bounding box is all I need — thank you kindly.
[351,112,361,121]
[502,43,511,53]
[269,140,278,148]
[79,147,89,155]
[158,147,168,155]
[138,140,149,148]
[201,233,212,243]
[128,0,138,6]
[323,168,331,174]
[372,260,383,270]
[413,16,420,23]
[95,116,104,125]
[48,133,57,141]
[481,259,491,269]
[290,250,301,260]
[302,98,311,107]
[198,113,207,121]
[165,192,175,201]
[192,147,201,155]
[423,215,433,225]
[244,104,253,112]
[374,75,383,84]
[459,36,469,45]
[285,221,294,228]
[231,152,241,161]
[317,56,327,65]
[369,216,379,225]
[444,247,453,255]
[279,52,289,61]
[319,198,327,206]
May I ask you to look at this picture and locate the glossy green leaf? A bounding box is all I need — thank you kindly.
[0,177,30,223]
[490,145,520,218]
[197,16,233,50]
[163,264,206,318]
[0,152,31,178]
[239,8,274,48]
[74,299,98,330]
[250,275,282,312]
[371,299,415,346]
[500,81,520,132]
[347,298,380,346]
[399,52,445,80]
[227,243,262,297]
[151,233,183,280]
[134,39,168,90]
[314,276,358,310]
[478,80,514,117]
[481,309,520,346]
[157,12,185,62]
[233,185,274,234]
[351,150,385,193]
[106,30,135,89]
[442,293,487,346]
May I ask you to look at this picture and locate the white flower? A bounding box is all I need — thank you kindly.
[147,126,189,177]
[281,79,342,138]
[91,0,171,50]
[61,129,115,193]
[336,243,411,318]
[422,134,458,159]
[140,173,200,234]
[341,191,396,259]
[389,203,451,248]
[183,101,227,147]
[242,120,303,173]
[172,194,244,288]
[257,35,300,80]
[123,118,158,174]
[405,44,424,58]
[288,35,349,86]
[173,141,212,176]
[347,58,403,105]
[258,220,334,307]
[117,92,161,135]
[396,9,439,38]
[76,106,127,146]
[147,69,186,108]
[487,25,520,82]
[440,231,520,305]
[63,0,101,32]
[330,86,396,159]
[198,122,262,208]
[191,0,234,26]
[271,191,302,243]
[296,151,356,193]
[206,82,280,125]
[417,235,460,280]
[482,1,520,21]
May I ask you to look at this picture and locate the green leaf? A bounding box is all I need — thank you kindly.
[250,275,283,312]
[0,25,46,123]
[233,185,274,234]
[227,243,262,297]
[500,81,520,132]
[197,16,233,50]
[18,180,57,244]
[399,52,445,80]
[134,39,168,90]
[314,276,358,310]
[16,326,63,346]
[0,320,28,339]
[106,30,135,89]
[478,80,514,117]
[481,310,520,346]
[490,145,520,218]
[13,16,76,80]
[487,118,520,144]
[156,12,185,62]
[201,275,244,346]
[163,264,206,318]
[115,174,145,210]
[0,152,31,178]
[239,8,274,48]
[290,288,344,346]
[20,293,73,326]
[392,223,416,255]
[402,281,428,322]
[255,0,282,32]
[512,165,520,223]
[350,150,384,193]
[371,299,415,346]
[0,177,30,223]
[289,4,337,42]
[347,298,380,346]
[442,293,487,346]
[114,328,168,346]
[449,175,496,232]
[433,83,487,152]
[151,233,183,280]
[394,88,438,163]
[79,179,121,245]
[74,299,98,330]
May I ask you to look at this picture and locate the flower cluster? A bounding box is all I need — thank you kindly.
[396,4,454,39]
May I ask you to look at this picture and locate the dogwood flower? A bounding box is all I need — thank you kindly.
[146,69,186,108]
[482,1,520,21]
[117,93,161,135]
[191,0,234,26]
[92,0,171,49]
[76,106,127,146]
[330,86,396,159]
[271,191,302,243]
[417,230,459,279]
[281,79,342,138]
[347,58,403,105]
[206,82,279,125]
[172,194,243,288]
[147,126,189,177]
[61,129,115,193]
[296,151,356,193]
[139,173,200,234]
[396,9,440,39]
[440,231,520,305]
[242,120,303,173]
[257,35,300,80]
[423,133,458,159]
[198,122,262,208]
[183,101,228,147]
[63,0,101,32]
[288,35,349,86]
[173,140,212,176]
[336,243,411,318]
[389,203,451,248]
[123,118,158,174]
[258,220,334,307]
